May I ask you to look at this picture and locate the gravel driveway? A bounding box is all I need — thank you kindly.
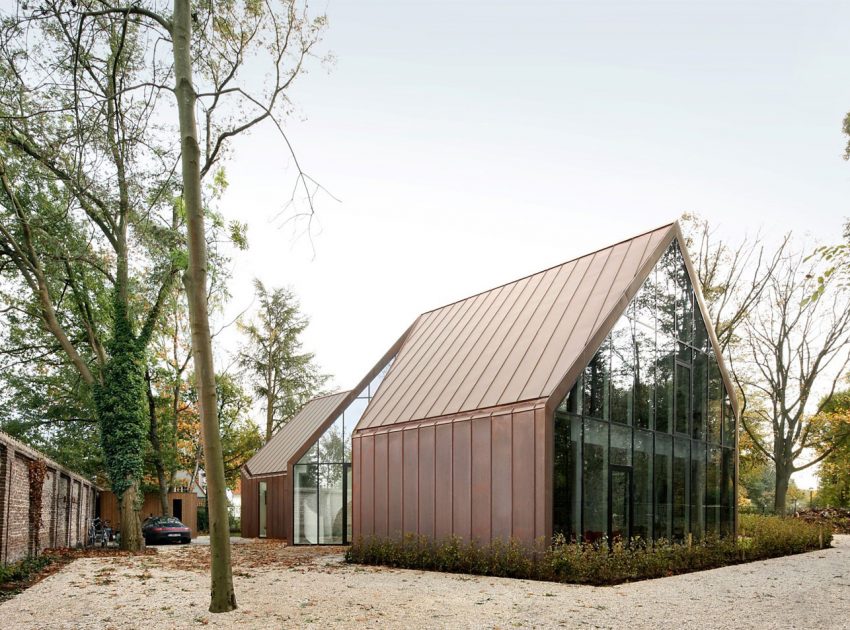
[1,535,848,629]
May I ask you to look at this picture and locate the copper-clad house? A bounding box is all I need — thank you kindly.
[352,222,739,545]
[243,221,738,546]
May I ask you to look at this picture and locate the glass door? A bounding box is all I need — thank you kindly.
[609,465,632,543]
[259,481,267,538]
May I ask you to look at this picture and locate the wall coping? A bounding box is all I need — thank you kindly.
[0,430,99,490]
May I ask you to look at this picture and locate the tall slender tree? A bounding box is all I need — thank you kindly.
[238,280,327,442]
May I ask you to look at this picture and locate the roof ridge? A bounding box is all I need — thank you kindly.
[418,221,676,317]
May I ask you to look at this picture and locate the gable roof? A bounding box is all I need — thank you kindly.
[244,391,350,476]
[357,223,696,430]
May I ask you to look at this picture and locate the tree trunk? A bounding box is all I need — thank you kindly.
[119,480,144,551]
[146,371,171,517]
[774,468,791,515]
[173,0,236,613]
[266,393,274,442]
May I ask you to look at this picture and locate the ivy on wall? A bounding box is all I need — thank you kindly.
[27,459,46,555]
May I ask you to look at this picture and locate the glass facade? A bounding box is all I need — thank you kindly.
[293,360,393,544]
[553,242,736,542]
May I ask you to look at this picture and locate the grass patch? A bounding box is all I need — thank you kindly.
[345,514,833,586]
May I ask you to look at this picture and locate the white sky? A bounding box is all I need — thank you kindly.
[212,1,850,488]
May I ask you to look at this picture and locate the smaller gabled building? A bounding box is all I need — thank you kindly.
[240,336,406,544]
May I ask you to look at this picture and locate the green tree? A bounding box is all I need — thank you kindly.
[238,281,328,442]
[0,14,180,548]
[3,0,326,610]
[814,389,850,507]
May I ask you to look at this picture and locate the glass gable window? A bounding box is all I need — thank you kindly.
[293,359,393,544]
[553,241,737,543]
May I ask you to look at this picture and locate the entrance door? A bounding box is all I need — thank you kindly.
[259,481,267,538]
[609,465,632,543]
[173,498,183,521]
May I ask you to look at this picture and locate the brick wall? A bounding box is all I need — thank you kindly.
[0,431,98,566]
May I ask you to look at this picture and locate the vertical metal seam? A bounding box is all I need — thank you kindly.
[385,431,390,537]
[450,422,455,536]
[438,273,542,413]
[489,414,493,542]
[433,423,437,539]
[416,429,420,536]
[424,280,524,419]
[539,248,613,394]
[401,429,405,536]
[491,262,580,406]
[468,419,473,540]
[378,297,481,427]
[509,409,516,538]
[463,270,550,412]
[397,291,497,424]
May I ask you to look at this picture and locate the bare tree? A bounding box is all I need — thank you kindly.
[732,251,850,513]
[680,213,788,355]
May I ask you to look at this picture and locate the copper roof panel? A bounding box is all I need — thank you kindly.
[245,391,349,476]
[357,224,677,430]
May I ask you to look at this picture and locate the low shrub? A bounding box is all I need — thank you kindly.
[196,506,209,534]
[792,508,850,534]
[345,515,832,586]
[0,554,54,586]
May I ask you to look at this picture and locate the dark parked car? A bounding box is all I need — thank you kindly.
[142,516,191,545]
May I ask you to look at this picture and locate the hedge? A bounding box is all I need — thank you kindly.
[345,514,833,586]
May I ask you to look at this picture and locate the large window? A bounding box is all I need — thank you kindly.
[293,360,393,544]
[553,241,737,543]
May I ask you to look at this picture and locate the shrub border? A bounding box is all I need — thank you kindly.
[345,515,834,586]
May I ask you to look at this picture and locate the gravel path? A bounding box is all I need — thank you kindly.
[2,535,848,629]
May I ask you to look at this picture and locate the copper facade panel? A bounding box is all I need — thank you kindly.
[353,400,549,546]
[402,429,419,534]
[373,432,389,538]
[239,472,288,540]
[417,425,435,538]
[452,421,472,541]
[358,224,676,430]
[360,435,375,538]
[470,416,492,541]
[387,431,404,537]
[434,423,453,539]
[534,404,550,541]
[511,410,536,542]
[352,436,361,538]
[490,413,513,541]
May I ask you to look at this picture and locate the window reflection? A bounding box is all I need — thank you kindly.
[293,356,395,544]
[552,242,736,543]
